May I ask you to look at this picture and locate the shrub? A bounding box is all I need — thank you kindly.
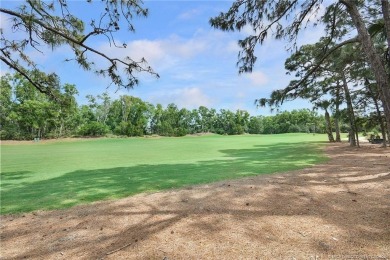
[288,124,301,133]
[78,122,109,136]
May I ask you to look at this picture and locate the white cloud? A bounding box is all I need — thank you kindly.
[94,28,243,81]
[125,40,166,64]
[236,91,246,98]
[171,72,196,81]
[0,67,11,77]
[149,87,213,109]
[225,40,240,53]
[176,87,212,108]
[240,24,256,36]
[232,102,249,111]
[178,8,202,20]
[171,35,207,58]
[97,33,211,73]
[245,70,269,86]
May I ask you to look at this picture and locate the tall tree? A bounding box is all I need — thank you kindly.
[1,72,79,139]
[361,79,388,146]
[314,100,335,142]
[210,0,390,138]
[340,1,390,134]
[0,74,17,139]
[258,39,363,145]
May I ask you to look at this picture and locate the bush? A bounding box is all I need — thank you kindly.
[288,124,301,133]
[78,122,109,136]
[175,127,187,137]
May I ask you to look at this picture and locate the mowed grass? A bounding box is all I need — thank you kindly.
[1,134,329,214]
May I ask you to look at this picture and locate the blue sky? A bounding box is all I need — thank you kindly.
[1,0,325,115]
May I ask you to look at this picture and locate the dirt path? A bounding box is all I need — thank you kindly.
[1,143,389,259]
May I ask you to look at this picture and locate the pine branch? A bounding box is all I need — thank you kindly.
[283,36,360,96]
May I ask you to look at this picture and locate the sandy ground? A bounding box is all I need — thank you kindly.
[1,143,389,260]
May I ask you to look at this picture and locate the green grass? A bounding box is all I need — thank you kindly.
[1,133,329,214]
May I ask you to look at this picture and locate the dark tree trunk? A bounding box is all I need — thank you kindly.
[342,73,357,147]
[59,122,63,137]
[324,109,335,142]
[334,86,342,142]
[381,0,390,64]
[334,117,341,142]
[367,81,388,147]
[340,0,390,141]
[374,95,388,148]
[381,0,390,143]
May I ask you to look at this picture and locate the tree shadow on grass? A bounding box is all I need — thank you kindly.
[0,171,35,191]
[1,143,389,259]
[0,142,327,214]
[0,171,34,181]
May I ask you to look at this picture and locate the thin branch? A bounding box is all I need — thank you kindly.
[323,3,341,53]
[0,54,53,97]
[79,29,99,44]
[256,0,298,38]
[0,6,159,88]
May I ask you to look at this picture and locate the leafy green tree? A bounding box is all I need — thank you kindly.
[188,109,202,134]
[235,110,250,134]
[78,105,96,125]
[154,104,189,137]
[214,109,235,135]
[150,104,163,135]
[125,97,152,136]
[213,109,250,135]
[11,72,51,139]
[104,95,152,136]
[55,84,79,137]
[106,99,122,132]
[0,74,15,139]
[96,93,112,125]
[1,72,79,139]
[260,38,369,145]
[248,116,263,134]
[261,116,279,134]
[198,106,216,133]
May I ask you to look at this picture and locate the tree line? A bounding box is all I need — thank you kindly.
[1,72,351,140]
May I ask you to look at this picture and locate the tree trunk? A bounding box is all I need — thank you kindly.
[367,81,388,148]
[381,0,390,66]
[334,85,341,142]
[324,109,335,142]
[355,123,360,148]
[374,95,388,148]
[59,122,63,137]
[334,117,341,142]
[340,0,390,141]
[342,73,357,147]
